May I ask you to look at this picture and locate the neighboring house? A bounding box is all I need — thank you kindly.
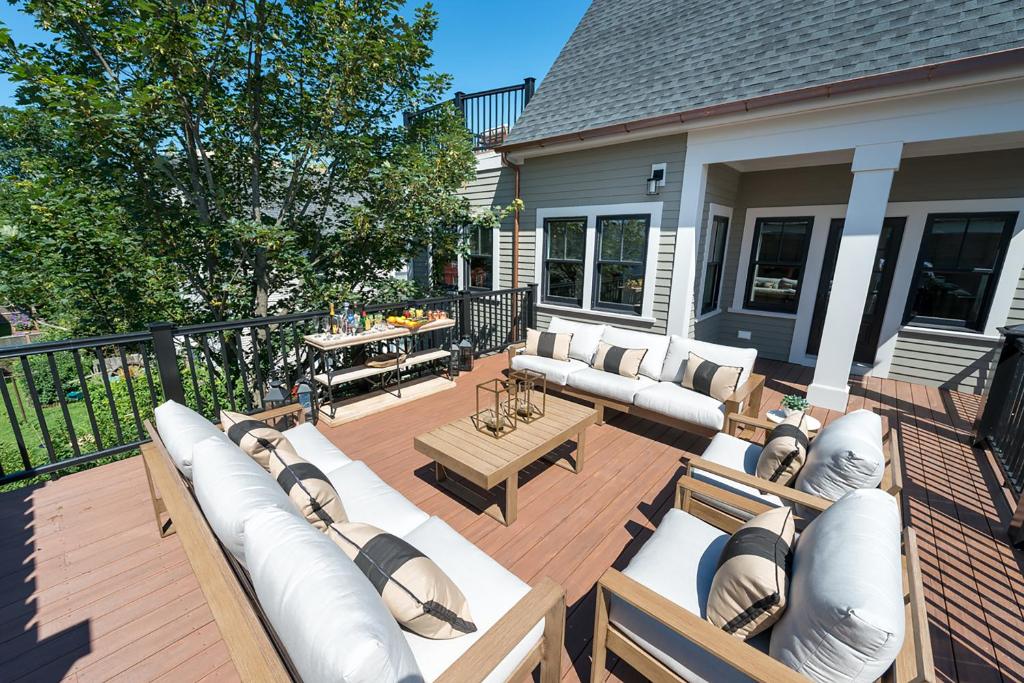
[414,0,1024,410]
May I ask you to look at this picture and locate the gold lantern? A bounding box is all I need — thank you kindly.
[509,368,546,422]
[472,379,518,438]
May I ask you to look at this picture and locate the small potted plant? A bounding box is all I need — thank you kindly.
[781,394,809,417]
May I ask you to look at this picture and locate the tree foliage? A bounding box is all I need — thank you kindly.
[0,0,488,334]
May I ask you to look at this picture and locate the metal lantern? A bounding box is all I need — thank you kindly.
[263,378,288,409]
[510,368,546,422]
[449,342,461,378]
[296,379,314,414]
[472,378,517,438]
[458,338,475,372]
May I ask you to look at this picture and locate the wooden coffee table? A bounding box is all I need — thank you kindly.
[414,394,596,525]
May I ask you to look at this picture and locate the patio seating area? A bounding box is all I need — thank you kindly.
[1,352,1022,682]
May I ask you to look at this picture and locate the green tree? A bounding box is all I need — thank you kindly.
[0,0,485,333]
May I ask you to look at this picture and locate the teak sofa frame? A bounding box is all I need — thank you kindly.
[592,473,936,683]
[506,344,766,438]
[141,403,566,683]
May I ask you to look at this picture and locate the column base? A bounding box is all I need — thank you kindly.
[807,382,850,412]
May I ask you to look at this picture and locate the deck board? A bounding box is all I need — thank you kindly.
[0,353,1022,682]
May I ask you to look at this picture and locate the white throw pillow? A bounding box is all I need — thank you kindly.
[770,489,904,682]
[547,316,606,364]
[245,508,422,683]
[795,409,884,502]
[153,400,229,479]
[191,435,298,567]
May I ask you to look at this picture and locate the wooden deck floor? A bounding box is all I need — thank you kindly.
[1,353,1022,682]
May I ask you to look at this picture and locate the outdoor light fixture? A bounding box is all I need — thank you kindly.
[295,378,314,414]
[458,338,475,372]
[646,167,665,195]
[263,378,288,409]
[449,342,461,377]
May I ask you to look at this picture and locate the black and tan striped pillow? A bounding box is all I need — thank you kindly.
[525,328,572,361]
[221,409,288,471]
[682,352,743,402]
[593,341,647,379]
[327,522,477,639]
[706,507,795,639]
[756,413,810,485]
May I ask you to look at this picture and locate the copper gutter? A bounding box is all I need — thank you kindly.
[497,47,1024,154]
[501,152,522,287]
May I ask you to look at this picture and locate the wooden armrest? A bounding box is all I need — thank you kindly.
[684,458,831,513]
[723,373,764,406]
[437,576,565,683]
[882,427,904,497]
[725,412,775,440]
[598,569,805,683]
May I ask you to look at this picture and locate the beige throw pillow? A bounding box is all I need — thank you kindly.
[220,409,288,471]
[682,352,743,402]
[328,522,477,639]
[525,328,572,361]
[593,341,647,379]
[706,506,795,639]
[756,413,811,485]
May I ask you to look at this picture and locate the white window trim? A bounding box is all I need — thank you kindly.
[457,225,501,291]
[534,202,663,319]
[696,203,733,321]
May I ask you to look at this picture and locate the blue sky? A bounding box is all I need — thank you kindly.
[0,0,589,107]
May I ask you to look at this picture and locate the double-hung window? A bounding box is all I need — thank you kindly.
[543,217,586,307]
[593,215,650,315]
[904,212,1017,331]
[465,225,493,290]
[744,217,813,313]
[701,215,729,315]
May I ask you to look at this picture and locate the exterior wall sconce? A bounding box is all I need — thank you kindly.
[646,166,665,195]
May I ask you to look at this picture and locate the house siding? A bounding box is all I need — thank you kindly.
[693,164,741,342]
[460,160,516,289]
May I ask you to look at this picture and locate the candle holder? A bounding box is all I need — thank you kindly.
[472,379,518,438]
[509,368,546,423]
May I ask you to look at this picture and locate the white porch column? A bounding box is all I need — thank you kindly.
[667,157,708,337]
[807,142,903,411]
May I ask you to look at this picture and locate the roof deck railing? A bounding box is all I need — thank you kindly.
[404,77,535,151]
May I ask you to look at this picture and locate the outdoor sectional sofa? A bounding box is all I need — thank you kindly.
[142,400,565,683]
[508,316,764,437]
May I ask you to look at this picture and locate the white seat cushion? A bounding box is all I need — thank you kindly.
[401,516,544,682]
[326,461,429,538]
[510,353,588,386]
[692,433,784,514]
[600,326,671,380]
[795,409,885,502]
[547,316,606,363]
[611,508,762,682]
[567,367,656,403]
[660,336,757,388]
[153,400,229,479]
[191,435,300,567]
[282,421,353,473]
[770,489,904,682]
[245,507,422,683]
[633,382,726,430]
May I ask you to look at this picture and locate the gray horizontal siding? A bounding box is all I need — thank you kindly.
[889,331,1000,394]
[458,159,517,289]
[693,163,741,340]
[1007,269,1024,327]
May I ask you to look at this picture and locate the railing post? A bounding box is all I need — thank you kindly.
[527,283,539,330]
[524,77,536,104]
[459,290,473,346]
[974,325,1024,443]
[149,322,185,405]
[453,91,466,116]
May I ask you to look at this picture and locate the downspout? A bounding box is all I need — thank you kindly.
[501,152,521,288]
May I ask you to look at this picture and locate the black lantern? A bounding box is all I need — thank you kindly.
[449,342,461,378]
[263,378,288,409]
[458,338,474,372]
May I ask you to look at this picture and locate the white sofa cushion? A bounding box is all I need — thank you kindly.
[547,316,606,363]
[567,367,656,404]
[600,326,671,380]
[633,383,727,431]
[191,435,299,567]
[611,508,764,682]
[326,461,430,538]
[691,433,784,513]
[661,336,757,388]
[795,409,885,502]
[510,353,588,386]
[245,507,422,683]
[401,516,544,682]
[282,421,353,473]
[153,400,229,479]
[770,489,904,682]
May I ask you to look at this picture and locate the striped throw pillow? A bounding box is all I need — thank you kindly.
[706,507,795,639]
[593,341,647,379]
[756,413,810,484]
[328,522,477,639]
[221,409,288,471]
[525,328,572,361]
[682,352,743,401]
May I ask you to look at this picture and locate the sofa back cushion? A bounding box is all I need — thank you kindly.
[191,435,299,567]
[795,409,885,502]
[154,400,229,479]
[245,508,421,683]
[600,326,670,380]
[660,336,757,388]
[547,316,605,363]
[593,341,647,379]
[525,328,572,362]
[770,489,904,682]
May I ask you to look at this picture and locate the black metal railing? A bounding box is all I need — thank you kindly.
[974,324,1024,545]
[405,78,535,150]
[0,286,537,486]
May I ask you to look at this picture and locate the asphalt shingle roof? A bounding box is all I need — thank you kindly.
[504,0,1024,145]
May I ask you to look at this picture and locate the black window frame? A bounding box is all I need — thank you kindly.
[592,214,651,315]
[463,224,494,291]
[542,216,588,308]
[902,211,1018,332]
[700,214,730,315]
[743,216,814,314]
